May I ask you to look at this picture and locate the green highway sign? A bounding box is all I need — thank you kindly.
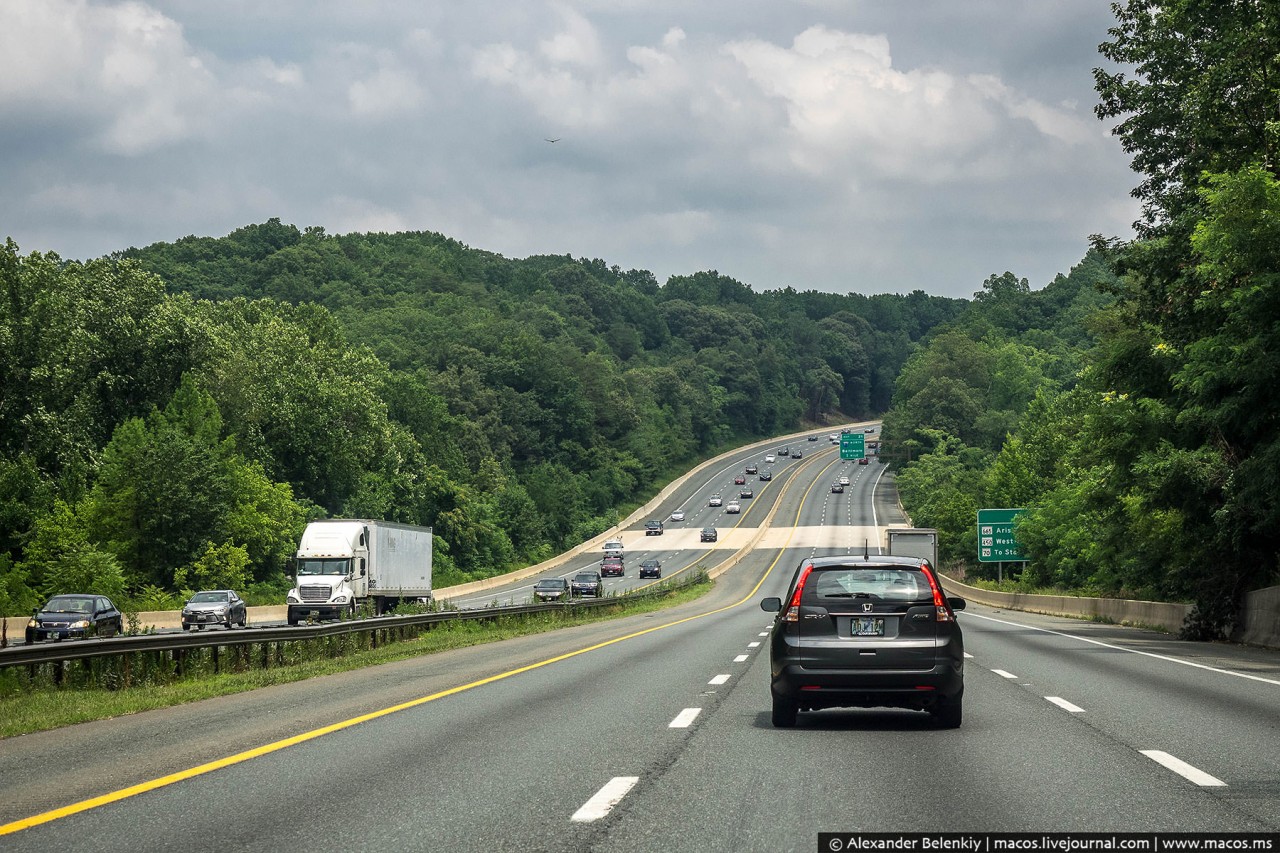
[839,433,865,460]
[977,508,1026,562]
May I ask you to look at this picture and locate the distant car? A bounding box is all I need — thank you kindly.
[792,449,803,459]
[725,501,741,514]
[572,571,603,597]
[759,470,772,481]
[700,527,718,542]
[828,434,838,442]
[26,594,123,643]
[739,488,754,499]
[745,463,758,474]
[533,577,570,601]
[639,559,662,579]
[601,555,625,577]
[645,520,664,536]
[761,555,966,728]
[765,454,776,463]
[831,482,844,493]
[709,494,723,507]
[839,475,850,486]
[603,540,624,558]
[858,457,870,465]
[182,589,247,630]
[865,427,876,433]
[670,509,686,522]
[778,448,790,457]
[734,474,747,485]
[808,435,818,441]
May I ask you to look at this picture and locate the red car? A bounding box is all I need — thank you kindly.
[734,474,747,485]
[600,555,625,577]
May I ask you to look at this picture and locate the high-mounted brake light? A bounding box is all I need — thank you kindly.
[920,563,955,622]
[783,563,814,622]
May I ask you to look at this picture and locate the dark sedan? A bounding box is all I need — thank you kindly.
[700,527,718,542]
[533,577,571,601]
[638,559,662,579]
[761,555,966,728]
[572,571,603,597]
[26,594,123,643]
[759,470,772,481]
[182,589,247,630]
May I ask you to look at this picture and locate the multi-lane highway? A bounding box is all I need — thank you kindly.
[2,430,1277,850]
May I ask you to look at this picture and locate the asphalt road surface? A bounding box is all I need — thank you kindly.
[2,431,1277,850]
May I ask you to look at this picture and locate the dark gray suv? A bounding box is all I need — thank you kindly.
[761,555,966,728]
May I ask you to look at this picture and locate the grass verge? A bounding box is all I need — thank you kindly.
[0,576,713,739]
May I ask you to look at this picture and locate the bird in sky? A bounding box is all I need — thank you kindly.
[544,137,560,143]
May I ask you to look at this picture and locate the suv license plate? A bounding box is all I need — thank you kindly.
[852,617,884,636]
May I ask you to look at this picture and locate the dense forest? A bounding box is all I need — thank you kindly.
[884,0,1280,638]
[0,224,964,615]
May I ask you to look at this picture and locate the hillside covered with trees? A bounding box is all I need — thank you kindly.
[884,0,1280,638]
[0,226,965,615]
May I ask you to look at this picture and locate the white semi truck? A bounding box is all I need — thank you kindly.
[286,519,433,625]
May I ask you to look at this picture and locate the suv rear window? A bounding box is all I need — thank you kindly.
[804,567,931,603]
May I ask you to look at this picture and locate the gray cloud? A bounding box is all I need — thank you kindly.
[0,0,1138,297]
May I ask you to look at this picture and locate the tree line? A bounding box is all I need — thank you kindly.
[0,226,965,614]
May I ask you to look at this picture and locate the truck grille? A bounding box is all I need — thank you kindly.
[299,585,332,603]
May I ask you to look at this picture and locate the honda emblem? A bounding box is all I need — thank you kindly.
[862,603,874,612]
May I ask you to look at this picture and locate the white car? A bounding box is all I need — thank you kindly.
[709,495,723,507]
[670,510,686,522]
[764,454,776,463]
[839,476,850,486]
[725,502,741,514]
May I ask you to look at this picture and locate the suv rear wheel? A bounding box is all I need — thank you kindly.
[771,694,797,728]
[931,693,963,729]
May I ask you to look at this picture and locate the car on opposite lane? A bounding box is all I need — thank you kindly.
[181,589,247,630]
[533,577,571,601]
[572,571,603,597]
[26,594,123,643]
[760,555,966,728]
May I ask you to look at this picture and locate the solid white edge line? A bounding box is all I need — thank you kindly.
[965,612,1280,686]
[709,674,730,685]
[733,654,749,662]
[1045,696,1085,713]
[669,708,702,728]
[571,776,641,822]
[1140,750,1226,787]
[992,669,1018,679]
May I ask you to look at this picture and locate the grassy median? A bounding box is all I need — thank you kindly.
[0,574,713,739]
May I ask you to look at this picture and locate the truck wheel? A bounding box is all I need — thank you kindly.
[287,611,299,627]
[349,601,357,620]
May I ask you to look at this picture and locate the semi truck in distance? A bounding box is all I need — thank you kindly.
[286,520,433,625]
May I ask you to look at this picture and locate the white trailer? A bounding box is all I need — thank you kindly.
[286,520,433,625]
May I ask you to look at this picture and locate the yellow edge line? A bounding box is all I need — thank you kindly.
[0,456,830,838]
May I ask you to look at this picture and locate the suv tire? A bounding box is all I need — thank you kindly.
[931,694,962,729]
[771,694,798,728]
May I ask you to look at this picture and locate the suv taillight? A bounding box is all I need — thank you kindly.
[783,563,814,623]
[921,564,955,622]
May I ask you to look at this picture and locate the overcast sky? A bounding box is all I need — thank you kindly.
[1,0,1141,299]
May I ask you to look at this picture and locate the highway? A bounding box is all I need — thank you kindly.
[2,431,1278,850]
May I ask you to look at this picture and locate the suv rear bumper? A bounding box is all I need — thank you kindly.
[771,660,963,711]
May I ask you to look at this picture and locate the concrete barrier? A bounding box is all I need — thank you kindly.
[941,574,1193,634]
[1236,585,1280,649]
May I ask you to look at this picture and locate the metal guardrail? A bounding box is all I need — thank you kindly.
[0,592,658,671]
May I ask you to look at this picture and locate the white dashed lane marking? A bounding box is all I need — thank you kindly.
[1141,751,1226,787]
[1045,696,1085,713]
[572,777,641,822]
[669,708,702,728]
[709,674,730,685]
[992,669,1018,679]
